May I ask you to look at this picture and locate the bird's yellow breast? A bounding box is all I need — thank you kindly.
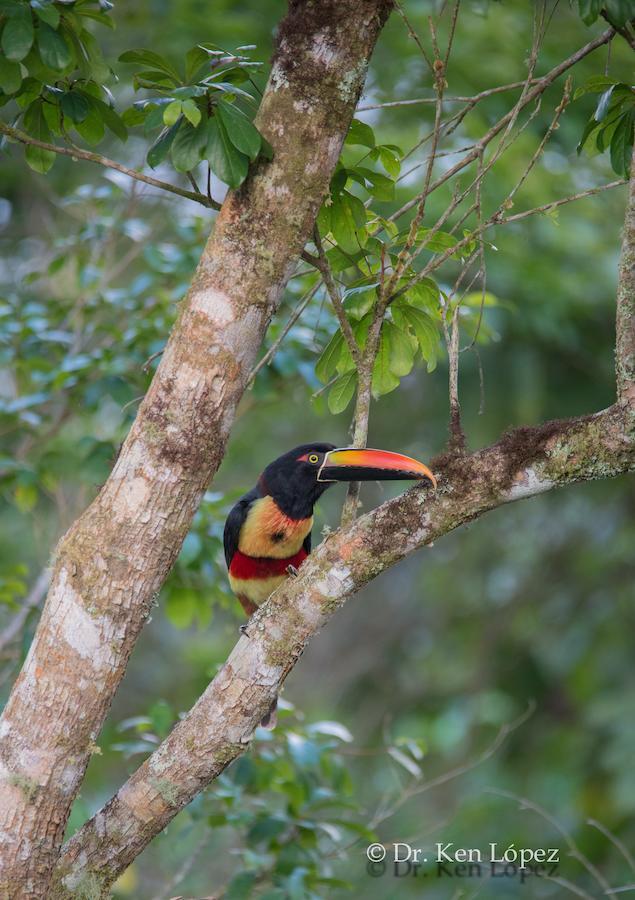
[238,496,313,559]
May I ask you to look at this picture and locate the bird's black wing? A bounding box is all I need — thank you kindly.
[303,531,312,554]
[223,487,259,569]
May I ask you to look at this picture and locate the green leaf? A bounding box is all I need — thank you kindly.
[14,483,37,513]
[119,48,181,82]
[346,118,375,148]
[577,115,602,154]
[610,112,634,179]
[317,202,331,236]
[328,371,357,414]
[577,0,601,24]
[171,118,207,172]
[37,21,71,70]
[315,330,344,383]
[163,99,182,126]
[595,85,616,122]
[69,28,106,82]
[60,91,90,124]
[372,329,400,397]
[330,192,368,254]
[205,115,249,187]
[86,95,128,142]
[74,104,105,145]
[574,75,618,100]
[217,100,261,162]
[415,227,458,254]
[33,2,60,28]
[0,57,22,94]
[2,7,34,61]
[122,103,149,127]
[185,45,209,82]
[343,283,377,319]
[181,98,201,127]
[604,0,633,26]
[355,166,394,201]
[353,312,372,350]
[147,121,180,168]
[404,278,440,311]
[22,100,55,173]
[385,320,415,377]
[596,111,624,153]
[378,145,401,177]
[392,302,439,367]
[225,871,258,900]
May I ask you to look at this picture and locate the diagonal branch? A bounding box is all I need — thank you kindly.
[54,403,635,896]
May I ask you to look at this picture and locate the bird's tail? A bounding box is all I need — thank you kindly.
[260,696,278,729]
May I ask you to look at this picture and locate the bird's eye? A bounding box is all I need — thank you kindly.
[308,453,319,464]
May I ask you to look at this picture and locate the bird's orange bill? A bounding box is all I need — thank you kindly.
[318,448,437,487]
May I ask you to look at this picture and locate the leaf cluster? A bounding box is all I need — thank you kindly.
[576,75,635,177]
[120,43,269,186]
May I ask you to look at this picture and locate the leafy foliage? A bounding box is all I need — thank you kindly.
[0,0,124,172]
[576,76,635,177]
[121,43,268,186]
[577,0,634,27]
[0,5,266,188]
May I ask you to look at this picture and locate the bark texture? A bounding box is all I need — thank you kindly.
[616,147,635,412]
[52,405,635,896]
[0,2,392,896]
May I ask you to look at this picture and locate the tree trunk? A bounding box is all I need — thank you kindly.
[0,3,392,896]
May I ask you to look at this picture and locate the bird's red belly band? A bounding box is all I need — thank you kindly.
[229,548,308,580]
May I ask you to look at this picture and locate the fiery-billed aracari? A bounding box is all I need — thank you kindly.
[224,443,436,725]
[224,442,436,615]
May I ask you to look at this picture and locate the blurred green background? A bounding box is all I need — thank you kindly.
[1,1,634,897]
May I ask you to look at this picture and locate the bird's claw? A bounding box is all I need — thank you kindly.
[239,622,250,637]
[286,564,299,577]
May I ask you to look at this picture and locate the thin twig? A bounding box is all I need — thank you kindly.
[502,180,626,224]
[247,281,322,384]
[487,788,612,895]
[371,702,536,829]
[0,121,221,210]
[393,0,434,72]
[358,79,542,111]
[314,229,362,367]
[399,179,626,301]
[0,569,50,652]
[587,818,635,876]
[383,15,448,297]
[142,348,165,372]
[390,27,615,222]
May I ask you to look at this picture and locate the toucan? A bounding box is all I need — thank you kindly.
[224,442,436,616]
[223,443,436,725]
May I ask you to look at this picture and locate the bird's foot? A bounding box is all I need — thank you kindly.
[286,564,299,577]
[239,622,251,637]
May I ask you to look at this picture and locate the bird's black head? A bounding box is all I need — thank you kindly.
[258,442,437,520]
[259,443,336,519]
